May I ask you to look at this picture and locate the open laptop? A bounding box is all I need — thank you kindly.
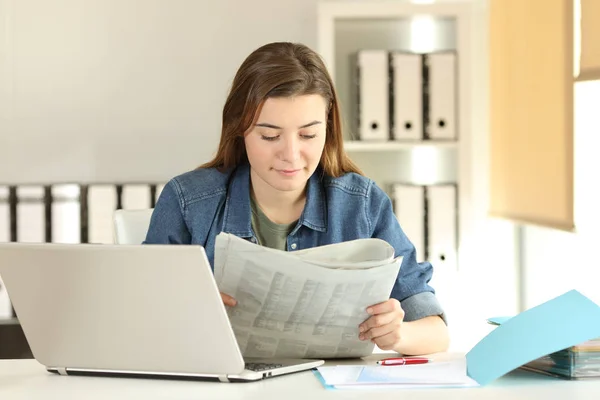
[0,243,324,382]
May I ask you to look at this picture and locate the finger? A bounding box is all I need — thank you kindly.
[220,292,237,307]
[360,322,395,341]
[361,316,402,340]
[359,311,397,333]
[366,298,402,316]
[372,330,402,351]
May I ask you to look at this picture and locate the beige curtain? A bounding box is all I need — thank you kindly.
[489,0,574,230]
[579,0,600,81]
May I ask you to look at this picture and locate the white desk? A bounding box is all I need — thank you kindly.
[1,354,600,399]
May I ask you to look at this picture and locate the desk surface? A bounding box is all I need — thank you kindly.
[2,354,600,399]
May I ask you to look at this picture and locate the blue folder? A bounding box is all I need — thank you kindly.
[467,289,600,385]
[313,290,600,389]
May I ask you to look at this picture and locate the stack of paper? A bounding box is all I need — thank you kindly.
[487,310,600,380]
[521,338,600,379]
[315,358,478,390]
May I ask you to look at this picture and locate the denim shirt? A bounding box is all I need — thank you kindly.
[145,163,445,322]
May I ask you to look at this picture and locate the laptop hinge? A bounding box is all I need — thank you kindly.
[218,375,230,383]
[56,367,68,376]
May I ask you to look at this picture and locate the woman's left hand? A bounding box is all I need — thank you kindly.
[358,299,405,351]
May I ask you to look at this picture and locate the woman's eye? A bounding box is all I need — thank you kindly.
[301,134,317,140]
[261,135,279,141]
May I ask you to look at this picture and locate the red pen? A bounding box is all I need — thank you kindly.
[376,357,430,366]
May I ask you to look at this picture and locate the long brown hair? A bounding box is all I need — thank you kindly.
[200,42,363,177]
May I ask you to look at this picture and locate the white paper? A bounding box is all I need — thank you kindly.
[213,233,402,359]
[317,358,479,389]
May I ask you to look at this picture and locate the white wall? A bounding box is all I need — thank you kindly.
[521,80,600,308]
[440,0,519,351]
[0,0,321,184]
[0,0,522,350]
[448,3,600,345]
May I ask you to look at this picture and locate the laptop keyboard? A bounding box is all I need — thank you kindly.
[244,362,283,372]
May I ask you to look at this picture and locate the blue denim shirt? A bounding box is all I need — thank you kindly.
[145,163,445,322]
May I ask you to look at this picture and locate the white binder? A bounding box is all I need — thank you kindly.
[426,185,458,270]
[0,275,11,318]
[154,184,166,205]
[0,187,11,318]
[0,186,9,242]
[428,52,457,140]
[122,184,152,210]
[88,185,117,244]
[391,184,425,262]
[391,52,423,140]
[16,186,45,243]
[52,185,81,244]
[356,50,389,141]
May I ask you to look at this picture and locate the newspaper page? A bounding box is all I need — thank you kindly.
[213,232,402,359]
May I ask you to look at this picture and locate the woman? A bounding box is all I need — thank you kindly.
[145,42,449,356]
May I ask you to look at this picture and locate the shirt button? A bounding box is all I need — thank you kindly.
[290,243,297,250]
[250,237,257,243]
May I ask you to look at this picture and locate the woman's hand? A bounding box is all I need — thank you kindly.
[358,298,404,350]
[220,292,237,307]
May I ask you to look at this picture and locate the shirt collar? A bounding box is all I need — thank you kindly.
[222,163,253,237]
[300,169,327,232]
[222,163,327,236]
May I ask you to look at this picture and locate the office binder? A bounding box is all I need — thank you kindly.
[0,275,11,318]
[52,185,81,244]
[355,50,389,141]
[88,185,117,244]
[122,184,152,210]
[16,186,45,243]
[426,185,458,270]
[427,52,457,140]
[154,184,165,205]
[390,52,423,140]
[390,184,425,262]
[0,186,10,318]
[0,186,9,242]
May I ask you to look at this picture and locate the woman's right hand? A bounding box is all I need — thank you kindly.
[220,292,237,307]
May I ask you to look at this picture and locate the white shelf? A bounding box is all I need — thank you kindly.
[318,0,471,18]
[344,140,457,152]
[317,1,471,82]
[318,0,471,277]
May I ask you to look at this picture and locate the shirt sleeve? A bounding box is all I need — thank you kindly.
[366,181,446,322]
[143,179,192,244]
[401,292,447,324]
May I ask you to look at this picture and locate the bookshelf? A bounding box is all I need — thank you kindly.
[317,0,477,323]
[317,1,472,242]
[344,141,458,152]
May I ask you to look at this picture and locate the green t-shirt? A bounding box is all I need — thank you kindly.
[250,196,297,251]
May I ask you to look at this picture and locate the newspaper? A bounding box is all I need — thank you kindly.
[213,232,402,359]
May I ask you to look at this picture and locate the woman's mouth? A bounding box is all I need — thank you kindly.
[276,169,301,177]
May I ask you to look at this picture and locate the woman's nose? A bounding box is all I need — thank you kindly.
[279,137,300,162]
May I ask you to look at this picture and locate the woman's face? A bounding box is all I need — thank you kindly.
[244,94,327,194]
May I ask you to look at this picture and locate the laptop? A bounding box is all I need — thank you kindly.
[0,242,324,382]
